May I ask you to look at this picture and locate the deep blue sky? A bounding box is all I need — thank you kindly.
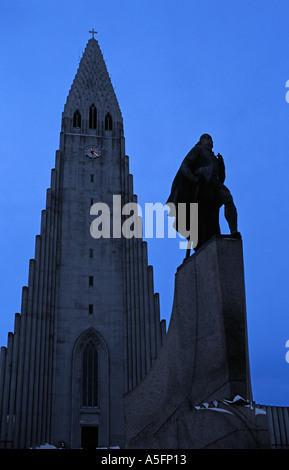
[1,0,289,406]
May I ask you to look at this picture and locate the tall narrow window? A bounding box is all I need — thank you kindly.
[89,276,94,286]
[73,110,81,128]
[89,104,97,129]
[105,112,113,131]
[82,340,98,406]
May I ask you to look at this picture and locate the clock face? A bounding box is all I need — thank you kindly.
[85,145,101,159]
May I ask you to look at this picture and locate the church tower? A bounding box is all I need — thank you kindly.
[0,35,166,449]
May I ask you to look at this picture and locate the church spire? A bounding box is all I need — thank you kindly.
[62,35,123,135]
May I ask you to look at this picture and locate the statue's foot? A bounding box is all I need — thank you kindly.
[229,231,242,239]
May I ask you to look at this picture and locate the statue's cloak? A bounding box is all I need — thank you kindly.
[166,143,225,249]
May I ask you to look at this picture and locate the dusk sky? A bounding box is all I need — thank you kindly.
[1,0,289,407]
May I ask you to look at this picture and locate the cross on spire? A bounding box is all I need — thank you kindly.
[89,28,97,39]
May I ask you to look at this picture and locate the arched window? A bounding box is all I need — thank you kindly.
[89,104,97,129]
[73,110,81,128]
[105,112,113,131]
[82,340,98,406]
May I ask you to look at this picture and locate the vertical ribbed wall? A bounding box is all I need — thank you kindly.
[0,153,61,449]
[0,148,165,448]
[121,154,165,392]
[266,406,289,448]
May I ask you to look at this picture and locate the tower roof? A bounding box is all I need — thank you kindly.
[63,38,122,122]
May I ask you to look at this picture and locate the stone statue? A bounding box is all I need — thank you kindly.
[166,134,240,256]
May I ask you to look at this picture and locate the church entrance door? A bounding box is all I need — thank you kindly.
[81,426,98,449]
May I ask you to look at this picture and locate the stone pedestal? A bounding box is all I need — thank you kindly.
[124,235,270,448]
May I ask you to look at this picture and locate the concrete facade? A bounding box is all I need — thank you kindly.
[0,38,165,449]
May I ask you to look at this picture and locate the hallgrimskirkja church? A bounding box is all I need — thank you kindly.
[1,35,289,450]
[0,35,166,449]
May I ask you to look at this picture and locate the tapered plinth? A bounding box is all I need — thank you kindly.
[125,236,270,449]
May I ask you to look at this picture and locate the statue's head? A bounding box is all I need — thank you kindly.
[199,134,213,149]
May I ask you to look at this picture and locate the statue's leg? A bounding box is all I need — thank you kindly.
[216,185,238,234]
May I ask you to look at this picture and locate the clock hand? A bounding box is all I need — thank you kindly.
[90,147,100,158]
